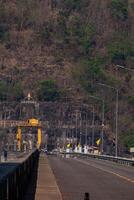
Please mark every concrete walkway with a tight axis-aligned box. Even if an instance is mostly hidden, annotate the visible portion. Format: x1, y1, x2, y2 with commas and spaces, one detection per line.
24, 153, 62, 200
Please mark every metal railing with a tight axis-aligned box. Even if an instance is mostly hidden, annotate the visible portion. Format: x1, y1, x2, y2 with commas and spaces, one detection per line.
61, 152, 134, 167
0, 149, 39, 200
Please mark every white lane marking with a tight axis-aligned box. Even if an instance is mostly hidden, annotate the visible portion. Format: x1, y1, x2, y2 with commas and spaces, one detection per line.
76, 159, 134, 184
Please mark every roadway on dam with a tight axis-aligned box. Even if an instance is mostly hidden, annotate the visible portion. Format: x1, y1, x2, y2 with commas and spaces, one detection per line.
48, 155, 134, 200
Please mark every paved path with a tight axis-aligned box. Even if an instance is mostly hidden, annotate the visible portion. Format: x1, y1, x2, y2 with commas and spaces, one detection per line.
48, 155, 134, 200
24, 153, 62, 200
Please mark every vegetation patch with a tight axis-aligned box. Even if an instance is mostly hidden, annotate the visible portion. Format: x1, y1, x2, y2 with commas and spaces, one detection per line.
73, 56, 106, 94
11, 82, 24, 101
122, 132, 134, 148
108, 35, 134, 64
0, 80, 24, 101
110, 0, 128, 20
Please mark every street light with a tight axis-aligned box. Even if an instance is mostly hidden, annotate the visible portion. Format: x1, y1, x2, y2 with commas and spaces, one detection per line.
98, 83, 119, 157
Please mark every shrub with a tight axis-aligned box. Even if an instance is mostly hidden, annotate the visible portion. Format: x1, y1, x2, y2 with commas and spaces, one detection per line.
37, 80, 61, 101
122, 133, 134, 148
110, 0, 128, 20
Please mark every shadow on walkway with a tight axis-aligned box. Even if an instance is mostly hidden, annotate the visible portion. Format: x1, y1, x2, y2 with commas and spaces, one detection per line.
23, 156, 39, 200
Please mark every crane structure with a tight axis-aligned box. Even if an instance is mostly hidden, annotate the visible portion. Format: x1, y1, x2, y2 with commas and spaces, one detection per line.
16, 118, 42, 151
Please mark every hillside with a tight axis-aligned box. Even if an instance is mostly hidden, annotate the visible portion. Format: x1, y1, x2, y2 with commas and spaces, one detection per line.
0, 0, 134, 149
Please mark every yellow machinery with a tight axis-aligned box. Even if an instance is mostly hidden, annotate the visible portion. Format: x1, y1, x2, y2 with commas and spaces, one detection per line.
16, 118, 42, 150
16, 127, 22, 151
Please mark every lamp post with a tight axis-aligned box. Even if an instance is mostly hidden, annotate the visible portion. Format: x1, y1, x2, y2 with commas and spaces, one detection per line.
98, 83, 119, 157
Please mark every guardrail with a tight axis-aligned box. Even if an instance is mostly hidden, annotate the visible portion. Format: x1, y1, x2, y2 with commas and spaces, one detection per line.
61, 152, 134, 167
0, 149, 39, 200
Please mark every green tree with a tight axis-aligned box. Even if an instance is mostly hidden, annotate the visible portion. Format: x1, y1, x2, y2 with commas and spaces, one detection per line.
37, 80, 60, 101
11, 82, 24, 101
122, 133, 134, 148
72, 56, 105, 95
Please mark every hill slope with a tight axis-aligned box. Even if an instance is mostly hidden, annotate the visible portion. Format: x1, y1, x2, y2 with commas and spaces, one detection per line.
0, 0, 134, 148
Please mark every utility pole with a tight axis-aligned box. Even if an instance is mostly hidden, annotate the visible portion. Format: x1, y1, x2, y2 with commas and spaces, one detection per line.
98, 83, 119, 157
80, 112, 82, 146
75, 110, 78, 145
115, 89, 119, 158
85, 113, 88, 146
92, 106, 95, 148
101, 100, 105, 154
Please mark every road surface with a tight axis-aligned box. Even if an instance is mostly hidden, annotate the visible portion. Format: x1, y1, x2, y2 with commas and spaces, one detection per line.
48, 155, 134, 200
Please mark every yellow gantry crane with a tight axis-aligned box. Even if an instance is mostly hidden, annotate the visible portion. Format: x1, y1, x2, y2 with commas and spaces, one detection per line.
16, 118, 42, 150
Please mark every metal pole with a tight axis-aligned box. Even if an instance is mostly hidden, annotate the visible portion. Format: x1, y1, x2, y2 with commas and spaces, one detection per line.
97, 82, 119, 157
92, 107, 95, 149
101, 100, 105, 154
80, 112, 82, 145
115, 89, 119, 157
75, 110, 78, 145
85, 113, 88, 146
